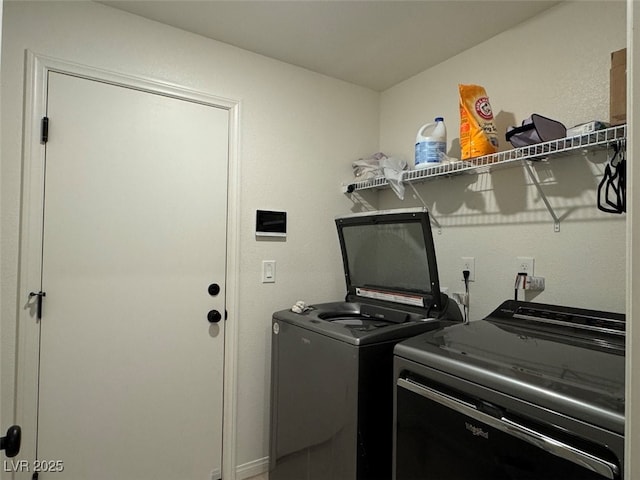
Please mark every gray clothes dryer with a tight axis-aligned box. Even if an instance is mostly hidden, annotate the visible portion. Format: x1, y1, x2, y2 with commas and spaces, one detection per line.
269, 208, 462, 480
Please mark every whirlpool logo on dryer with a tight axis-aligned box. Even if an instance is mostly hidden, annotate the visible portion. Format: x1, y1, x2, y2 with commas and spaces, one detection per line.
465, 422, 489, 439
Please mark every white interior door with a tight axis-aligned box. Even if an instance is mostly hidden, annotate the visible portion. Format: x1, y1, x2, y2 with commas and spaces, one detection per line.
35, 71, 229, 480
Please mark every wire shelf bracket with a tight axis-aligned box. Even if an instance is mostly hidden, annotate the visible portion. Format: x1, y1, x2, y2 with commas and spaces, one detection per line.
522, 161, 561, 232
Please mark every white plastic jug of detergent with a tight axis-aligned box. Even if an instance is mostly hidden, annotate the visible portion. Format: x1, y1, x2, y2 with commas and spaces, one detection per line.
415, 117, 447, 168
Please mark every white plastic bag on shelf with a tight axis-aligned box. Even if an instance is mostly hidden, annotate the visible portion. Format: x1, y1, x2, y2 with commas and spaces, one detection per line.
352, 152, 407, 200
352, 152, 387, 180
380, 156, 407, 200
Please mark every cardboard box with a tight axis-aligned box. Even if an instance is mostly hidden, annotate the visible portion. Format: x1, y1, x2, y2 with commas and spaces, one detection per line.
610, 48, 626, 125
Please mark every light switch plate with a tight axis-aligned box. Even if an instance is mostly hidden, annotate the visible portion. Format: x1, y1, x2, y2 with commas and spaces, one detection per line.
262, 260, 276, 283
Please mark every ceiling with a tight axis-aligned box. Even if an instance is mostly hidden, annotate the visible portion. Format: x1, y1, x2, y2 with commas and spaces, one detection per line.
100, 0, 561, 91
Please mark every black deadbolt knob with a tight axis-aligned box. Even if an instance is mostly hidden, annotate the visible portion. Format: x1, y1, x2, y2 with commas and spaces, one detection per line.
207, 310, 222, 323
208, 283, 221, 296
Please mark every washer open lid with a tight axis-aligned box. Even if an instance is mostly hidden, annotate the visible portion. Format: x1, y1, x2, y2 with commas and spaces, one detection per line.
335, 207, 443, 315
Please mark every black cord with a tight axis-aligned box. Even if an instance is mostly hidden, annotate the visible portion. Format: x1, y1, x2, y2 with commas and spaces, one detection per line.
462, 270, 470, 323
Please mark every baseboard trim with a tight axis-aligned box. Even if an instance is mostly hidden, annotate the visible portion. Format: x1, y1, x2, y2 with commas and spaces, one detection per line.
236, 456, 269, 479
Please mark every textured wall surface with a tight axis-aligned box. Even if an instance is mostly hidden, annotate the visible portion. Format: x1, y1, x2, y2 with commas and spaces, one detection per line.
378, 1, 627, 319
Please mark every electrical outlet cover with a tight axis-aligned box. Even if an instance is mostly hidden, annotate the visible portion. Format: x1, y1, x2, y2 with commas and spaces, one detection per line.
460, 256, 475, 282
516, 257, 534, 275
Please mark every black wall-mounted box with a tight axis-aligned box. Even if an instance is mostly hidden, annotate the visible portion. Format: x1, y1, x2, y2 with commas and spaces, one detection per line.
256, 210, 287, 237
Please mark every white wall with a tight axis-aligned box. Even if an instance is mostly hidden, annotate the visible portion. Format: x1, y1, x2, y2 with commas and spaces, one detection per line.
377, 1, 627, 319
0, 0, 379, 473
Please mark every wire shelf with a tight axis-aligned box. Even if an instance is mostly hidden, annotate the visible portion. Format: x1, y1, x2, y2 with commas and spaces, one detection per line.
343, 124, 626, 193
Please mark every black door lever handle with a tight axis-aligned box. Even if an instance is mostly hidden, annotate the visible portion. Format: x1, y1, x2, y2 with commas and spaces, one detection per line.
1, 425, 21, 458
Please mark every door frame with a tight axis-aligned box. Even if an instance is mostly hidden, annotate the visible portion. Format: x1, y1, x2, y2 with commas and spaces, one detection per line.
0, 0, 4, 453
15, 51, 241, 479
